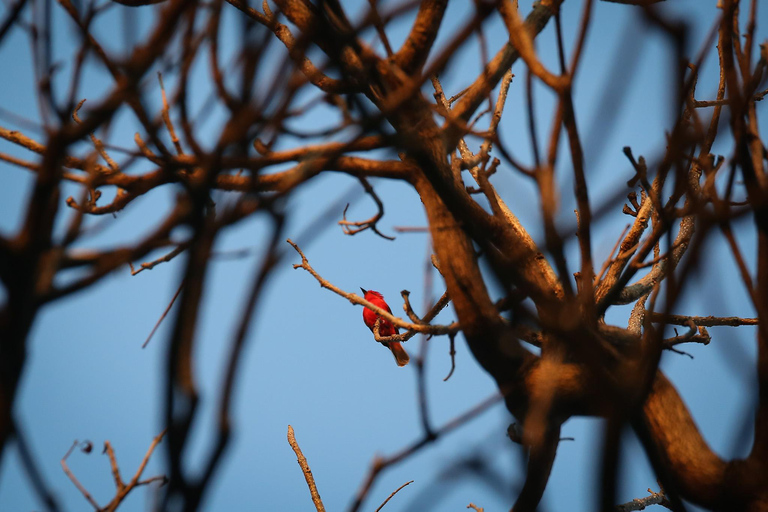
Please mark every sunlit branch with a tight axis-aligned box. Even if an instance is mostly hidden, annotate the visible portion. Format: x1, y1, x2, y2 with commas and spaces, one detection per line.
288, 239, 459, 337
288, 425, 326, 512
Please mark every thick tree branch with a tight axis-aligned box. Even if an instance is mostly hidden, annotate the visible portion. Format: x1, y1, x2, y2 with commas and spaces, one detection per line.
448, 0, 561, 147
393, 0, 447, 74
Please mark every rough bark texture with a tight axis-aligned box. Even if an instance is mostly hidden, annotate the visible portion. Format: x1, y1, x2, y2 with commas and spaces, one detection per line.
1, 0, 766, 510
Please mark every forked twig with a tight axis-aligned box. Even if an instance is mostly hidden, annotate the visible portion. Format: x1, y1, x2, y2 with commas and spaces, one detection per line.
61, 441, 100, 510
61, 430, 167, 512
287, 239, 458, 337
72, 99, 120, 174
338, 177, 395, 240
348, 391, 504, 512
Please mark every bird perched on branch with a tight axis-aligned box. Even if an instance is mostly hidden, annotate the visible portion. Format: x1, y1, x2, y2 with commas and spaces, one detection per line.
361, 288, 410, 367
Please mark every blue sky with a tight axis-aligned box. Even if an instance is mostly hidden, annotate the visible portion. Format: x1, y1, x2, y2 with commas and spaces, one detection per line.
0, 1, 763, 511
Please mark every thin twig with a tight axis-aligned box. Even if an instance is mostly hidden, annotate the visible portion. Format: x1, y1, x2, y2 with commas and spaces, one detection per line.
443, 333, 456, 381
60, 430, 167, 512
374, 480, 413, 512
11, 418, 62, 512
663, 322, 711, 349
392, 226, 429, 233
103, 441, 124, 491
649, 312, 758, 327
61, 441, 100, 510
348, 391, 504, 512
143, 281, 184, 348
158, 72, 184, 155
338, 177, 394, 240
366, 0, 394, 57
287, 425, 325, 512
72, 99, 120, 173
130, 242, 191, 276
288, 239, 458, 336
615, 488, 671, 511
595, 225, 631, 284
104, 429, 168, 512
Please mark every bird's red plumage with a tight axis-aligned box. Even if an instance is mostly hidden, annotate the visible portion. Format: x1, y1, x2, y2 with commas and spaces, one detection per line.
361, 289, 409, 367
362, 291, 398, 336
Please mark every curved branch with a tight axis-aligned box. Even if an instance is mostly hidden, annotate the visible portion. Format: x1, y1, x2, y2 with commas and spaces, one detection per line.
512, 425, 560, 512
287, 239, 458, 337
448, 0, 560, 147
635, 373, 727, 506
393, 0, 448, 74
111, 0, 168, 6
338, 177, 395, 240
3, 126, 412, 214
614, 214, 695, 305
498, 0, 568, 92
273, 0, 369, 86
41, 205, 189, 302
349, 392, 504, 512
224, 0, 355, 93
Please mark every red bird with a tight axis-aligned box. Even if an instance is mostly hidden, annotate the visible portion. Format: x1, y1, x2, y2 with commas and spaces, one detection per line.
361, 288, 410, 367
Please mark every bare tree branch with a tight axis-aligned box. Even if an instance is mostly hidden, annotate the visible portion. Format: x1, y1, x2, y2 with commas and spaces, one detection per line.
287, 425, 325, 512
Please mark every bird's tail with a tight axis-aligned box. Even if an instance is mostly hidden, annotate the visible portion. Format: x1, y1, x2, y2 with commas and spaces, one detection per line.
388, 342, 410, 367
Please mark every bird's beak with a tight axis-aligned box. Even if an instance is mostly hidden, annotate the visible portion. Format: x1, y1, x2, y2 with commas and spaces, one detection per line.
360, 287, 367, 295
